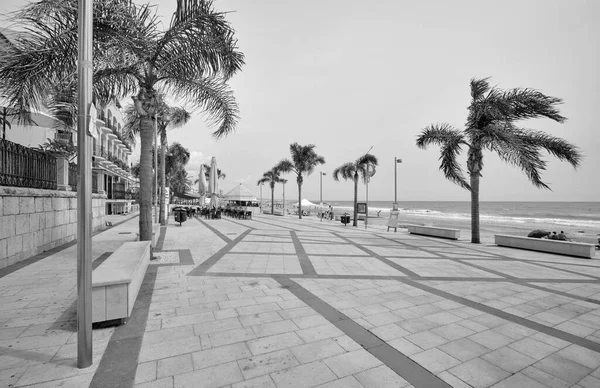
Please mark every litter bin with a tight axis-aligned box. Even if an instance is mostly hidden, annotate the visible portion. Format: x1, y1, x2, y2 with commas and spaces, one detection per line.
173, 207, 187, 225
340, 214, 350, 226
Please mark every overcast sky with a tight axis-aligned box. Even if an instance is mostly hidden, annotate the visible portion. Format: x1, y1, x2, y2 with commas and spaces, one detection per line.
2, 0, 599, 202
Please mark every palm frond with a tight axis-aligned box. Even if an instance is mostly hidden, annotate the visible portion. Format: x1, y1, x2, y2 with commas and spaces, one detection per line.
274, 159, 296, 175
487, 88, 566, 123
163, 0, 244, 80
161, 76, 238, 139
416, 123, 470, 190
332, 162, 356, 182
470, 77, 491, 101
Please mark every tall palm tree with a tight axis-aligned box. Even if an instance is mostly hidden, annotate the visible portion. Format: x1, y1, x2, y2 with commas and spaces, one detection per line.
0, 0, 244, 241
166, 142, 190, 200
123, 95, 191, 225
416, 77, 581, 243
257, 168, 285, 215
275, 143, 325, 219
332, 153, 378, 227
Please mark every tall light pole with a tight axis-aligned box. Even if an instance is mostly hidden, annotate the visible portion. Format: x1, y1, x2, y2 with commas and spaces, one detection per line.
364, 145, 373, 230
394, 157, 402, 210
319, 172, 326, 206
282, 179, 287, 215
259, 183, 263, 213
76, 0, 93, 369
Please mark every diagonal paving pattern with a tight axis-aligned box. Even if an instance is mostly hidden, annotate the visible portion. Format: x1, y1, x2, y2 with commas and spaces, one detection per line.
129, 213, 600, 388
1, 212, 600, 387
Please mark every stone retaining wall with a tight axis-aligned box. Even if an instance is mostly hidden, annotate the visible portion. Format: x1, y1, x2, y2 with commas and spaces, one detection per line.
0, 187, 106, 269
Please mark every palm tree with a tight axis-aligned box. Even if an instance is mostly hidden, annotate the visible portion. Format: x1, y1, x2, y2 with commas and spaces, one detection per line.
275, 143, 325, 219
166, 142, 191, 201
123, 95, 191, 225
416, 77, 582, 243
0, 0, 244, 241
332, 153, 378, 227
257, 168, 285, 215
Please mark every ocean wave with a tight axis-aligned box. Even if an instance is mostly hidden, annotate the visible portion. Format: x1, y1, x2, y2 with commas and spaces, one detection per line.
331, 204, 600, 229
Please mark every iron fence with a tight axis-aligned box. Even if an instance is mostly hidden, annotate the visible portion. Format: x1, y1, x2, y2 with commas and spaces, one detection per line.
68, 163, 78, 191
0, 139, 57, 190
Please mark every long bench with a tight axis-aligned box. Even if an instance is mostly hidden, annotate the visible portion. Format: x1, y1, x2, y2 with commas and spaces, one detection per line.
407, 225, 460, 240
495, 234, 595, 259
92, 241, 151, 323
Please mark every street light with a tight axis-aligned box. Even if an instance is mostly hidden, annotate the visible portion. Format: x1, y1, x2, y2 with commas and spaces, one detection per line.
319, 171, 326, 206
364, 145, 373, 229
259, 182, 263, 213
394, 157, 402, 210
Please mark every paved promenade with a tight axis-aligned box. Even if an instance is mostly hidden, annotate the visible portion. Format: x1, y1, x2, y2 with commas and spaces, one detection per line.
1, 212, 600, 387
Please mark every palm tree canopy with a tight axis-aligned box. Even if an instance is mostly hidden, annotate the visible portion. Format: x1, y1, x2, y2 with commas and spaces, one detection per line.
0, 0, 244, 137
416, 77, 582, 191
332, 153, 378, 184
275, 143, 326, 183
257, 169, 285, 190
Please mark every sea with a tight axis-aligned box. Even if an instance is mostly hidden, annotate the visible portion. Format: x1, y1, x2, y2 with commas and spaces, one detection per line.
312, 201, 600, 232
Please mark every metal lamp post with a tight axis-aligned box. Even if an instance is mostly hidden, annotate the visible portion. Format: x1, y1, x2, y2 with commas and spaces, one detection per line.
394, 157, 402, 210
364, 146, 373, 229
154, 117, 158, 223
76, 0, 93, 369
282, 179, 286, 215
259, 183, 263, 213
319, 171, 326, 206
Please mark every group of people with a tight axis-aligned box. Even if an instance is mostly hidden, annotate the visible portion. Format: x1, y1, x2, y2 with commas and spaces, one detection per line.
319, 206, 335, 221
545, 231, 571, 241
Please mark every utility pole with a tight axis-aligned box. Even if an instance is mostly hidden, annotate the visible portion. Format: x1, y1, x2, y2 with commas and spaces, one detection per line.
76, 0, 93, 369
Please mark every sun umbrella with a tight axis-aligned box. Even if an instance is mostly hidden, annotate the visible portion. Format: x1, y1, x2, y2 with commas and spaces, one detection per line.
198, 164, 208, 205
209, 157, 218, 207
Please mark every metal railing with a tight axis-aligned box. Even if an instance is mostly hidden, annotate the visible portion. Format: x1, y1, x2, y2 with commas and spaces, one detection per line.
54, 131, 73, 144
0, 139, 57, 190
68, 162, 78, 191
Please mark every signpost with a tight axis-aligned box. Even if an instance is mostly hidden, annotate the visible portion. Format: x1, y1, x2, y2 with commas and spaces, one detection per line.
356, 202, 367, 227
387, 210, 400, 232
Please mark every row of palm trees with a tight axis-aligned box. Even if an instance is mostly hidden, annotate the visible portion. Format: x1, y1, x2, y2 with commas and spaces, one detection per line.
0, 0, 244, 241
260, 78, 581, 240
257, 143, 379, 227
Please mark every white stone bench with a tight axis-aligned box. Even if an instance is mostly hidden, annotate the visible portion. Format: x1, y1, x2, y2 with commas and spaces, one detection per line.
92, 241, 151, 323
407, 225, 460, 240
495, 234, 595, 259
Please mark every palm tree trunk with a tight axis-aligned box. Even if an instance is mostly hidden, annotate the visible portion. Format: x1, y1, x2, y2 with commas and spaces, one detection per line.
353, 174, 358, 227
159, 130, 167, 225
138, 116, 154, 241
271, 185, 275, 215
298, 182, 302, 219
470, 173, 480, 243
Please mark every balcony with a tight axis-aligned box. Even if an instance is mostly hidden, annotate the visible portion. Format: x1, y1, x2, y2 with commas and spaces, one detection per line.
54, 131, 73, 145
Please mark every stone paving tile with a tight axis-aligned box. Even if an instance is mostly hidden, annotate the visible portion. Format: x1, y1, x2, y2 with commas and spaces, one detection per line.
231, 374, 277, 388
322, 349, 383, 378
192, 342, 252, 370
533, 354, 592, 384
174, 360, 243, 388
247, 332, 304, 356
270, 361, 337, 388
237, 349, 300, 380
411, 348, 461, 374
354, 364, 410, 387
156, 354, 194, 379
208, 327, 256, 347
448, 357, 511, 388
290, 338, 346, 364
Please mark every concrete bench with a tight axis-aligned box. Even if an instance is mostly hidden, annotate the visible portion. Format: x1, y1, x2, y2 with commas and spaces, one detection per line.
495, 234, 595, 259
407, 225, 460, 240
92, 241, 151, 323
